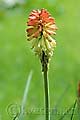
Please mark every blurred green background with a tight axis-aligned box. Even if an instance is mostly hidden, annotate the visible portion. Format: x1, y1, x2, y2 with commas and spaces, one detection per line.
0, 0, 80, 120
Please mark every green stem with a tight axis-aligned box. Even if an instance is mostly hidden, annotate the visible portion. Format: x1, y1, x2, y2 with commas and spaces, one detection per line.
43, 67, 50, 120
41, 51, 50, 120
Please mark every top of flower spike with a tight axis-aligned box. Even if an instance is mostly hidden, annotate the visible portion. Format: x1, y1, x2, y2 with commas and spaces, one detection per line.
26, 8, 58, 58
28, 9, 55, 26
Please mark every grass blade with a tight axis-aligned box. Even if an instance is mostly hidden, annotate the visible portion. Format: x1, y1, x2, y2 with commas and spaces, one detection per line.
18, 70, 33, 120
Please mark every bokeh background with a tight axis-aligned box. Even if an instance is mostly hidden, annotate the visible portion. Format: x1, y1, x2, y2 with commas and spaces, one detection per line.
0, 0, 80, 120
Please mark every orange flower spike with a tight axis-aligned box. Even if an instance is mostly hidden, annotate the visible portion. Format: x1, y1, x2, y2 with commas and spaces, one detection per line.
26, 8, 58, 59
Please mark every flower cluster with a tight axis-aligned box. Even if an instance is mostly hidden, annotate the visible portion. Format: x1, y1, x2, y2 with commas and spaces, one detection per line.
26, 8, 57, 59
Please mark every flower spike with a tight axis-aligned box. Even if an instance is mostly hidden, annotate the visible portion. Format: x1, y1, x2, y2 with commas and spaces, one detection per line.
26, 8, 58, 63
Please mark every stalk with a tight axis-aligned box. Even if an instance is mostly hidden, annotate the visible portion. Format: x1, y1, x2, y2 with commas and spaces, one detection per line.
43, 65, 50, 120
41, 51, 50, 120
